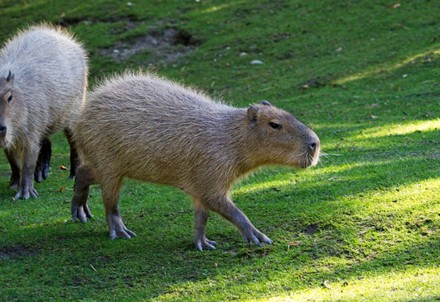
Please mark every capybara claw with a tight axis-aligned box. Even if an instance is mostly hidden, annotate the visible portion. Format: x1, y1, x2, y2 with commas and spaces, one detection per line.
71, 204, 93, 223
195, 237, 217, 251
243, 228, 272, 247
15, 187, 38, 200
109, 228, 136, 240
34, 171, 43, 183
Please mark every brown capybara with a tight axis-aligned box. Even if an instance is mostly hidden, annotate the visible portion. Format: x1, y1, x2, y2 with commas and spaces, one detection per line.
0, 25, 88, 199
71, 72, 320, 250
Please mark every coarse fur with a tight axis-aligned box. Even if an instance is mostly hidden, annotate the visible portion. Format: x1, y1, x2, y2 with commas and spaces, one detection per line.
0, 24, 88, 199
71, 72, 320, 250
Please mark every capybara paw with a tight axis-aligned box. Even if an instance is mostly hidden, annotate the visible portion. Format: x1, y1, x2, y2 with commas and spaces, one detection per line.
34, 162, 50, 183
109, 228, 137, 240
195, 237, 217, 251
71, 204, 93, 223
15, 187, 38, 200
34, 169, 43, 183
42, 164, 50, 180
243, 228, 272, 247
107, 214, 136, 239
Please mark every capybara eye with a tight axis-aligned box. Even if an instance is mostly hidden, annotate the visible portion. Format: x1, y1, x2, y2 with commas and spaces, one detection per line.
269, 122, 282, 130
4, 91, 12, 103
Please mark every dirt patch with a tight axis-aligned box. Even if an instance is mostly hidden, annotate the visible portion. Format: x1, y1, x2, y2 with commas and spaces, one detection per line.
56, 15, 199, 66
100, 27, 200, 65
0, 245, 38, 260
304, 223, 319, 235
57, 14, 140, 28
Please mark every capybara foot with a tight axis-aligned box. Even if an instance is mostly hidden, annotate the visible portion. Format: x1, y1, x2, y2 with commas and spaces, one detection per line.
195, 236, 217, 251
34, 163, 50, 183
107, 214, 137, 239
242, 227, 272, 247
72, 203, 93, 223
34, 169, 43, 183
34, 138, 52, 183
15, 186, 38, 200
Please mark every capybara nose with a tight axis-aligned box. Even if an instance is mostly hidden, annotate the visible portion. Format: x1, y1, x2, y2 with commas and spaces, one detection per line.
0, 125, 6, 135
309, 136, 320, 152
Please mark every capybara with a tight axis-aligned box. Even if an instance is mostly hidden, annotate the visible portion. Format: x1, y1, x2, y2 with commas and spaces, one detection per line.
71, 72, 320, 250
0, 25, 88, 199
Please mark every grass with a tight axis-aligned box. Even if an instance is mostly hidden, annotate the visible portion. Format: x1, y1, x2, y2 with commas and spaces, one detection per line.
0, 0, 439, 301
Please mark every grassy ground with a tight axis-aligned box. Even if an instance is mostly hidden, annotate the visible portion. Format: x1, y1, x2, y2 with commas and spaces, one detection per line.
0, 0, 439, 301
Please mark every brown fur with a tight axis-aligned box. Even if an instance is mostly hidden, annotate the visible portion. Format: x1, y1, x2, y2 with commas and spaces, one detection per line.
71, 72, 320, 250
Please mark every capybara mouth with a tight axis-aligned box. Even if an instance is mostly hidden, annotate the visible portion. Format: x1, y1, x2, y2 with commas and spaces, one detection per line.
296, 149, 320, 169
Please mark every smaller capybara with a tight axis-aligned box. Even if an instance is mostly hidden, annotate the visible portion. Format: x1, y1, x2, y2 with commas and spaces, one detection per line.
71, 72, 320, 250
0, 25, 88, 199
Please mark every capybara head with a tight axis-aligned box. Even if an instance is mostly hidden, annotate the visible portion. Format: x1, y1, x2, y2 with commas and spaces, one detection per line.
0, 70, 16, 148
246, 100, 320, 168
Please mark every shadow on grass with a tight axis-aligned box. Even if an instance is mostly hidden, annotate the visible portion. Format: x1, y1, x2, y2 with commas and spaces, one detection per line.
0, 149, 438, 301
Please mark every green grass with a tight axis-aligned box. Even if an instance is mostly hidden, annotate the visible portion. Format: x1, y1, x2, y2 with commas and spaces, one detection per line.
0, 0, 439, 301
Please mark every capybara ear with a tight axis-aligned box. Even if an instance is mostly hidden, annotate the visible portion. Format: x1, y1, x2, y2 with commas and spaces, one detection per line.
247, 105, 259, 128
260, 100, 271, 106
6, 70, 14, 82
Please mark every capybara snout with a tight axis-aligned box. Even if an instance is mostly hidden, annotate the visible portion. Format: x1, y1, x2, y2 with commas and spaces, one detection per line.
305, 130, 320, 168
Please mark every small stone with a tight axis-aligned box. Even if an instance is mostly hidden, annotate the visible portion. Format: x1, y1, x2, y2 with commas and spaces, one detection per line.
251, 59, 264, 65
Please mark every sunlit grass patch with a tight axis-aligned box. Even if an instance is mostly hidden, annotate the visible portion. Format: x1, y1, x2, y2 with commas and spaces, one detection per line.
251, 266, 440, 302
333, 47, 440, 85
354, 118, 440, 139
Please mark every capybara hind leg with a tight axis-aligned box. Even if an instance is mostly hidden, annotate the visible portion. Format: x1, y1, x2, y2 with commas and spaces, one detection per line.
65, 129, 80, 179
4, 149, 20, 190
204, 195, 272, 247
34, 138, 52, 183
71, 165, 96, 222
101, 179, 136, 239
194, 200, 217, 251
15, 146, 39, 199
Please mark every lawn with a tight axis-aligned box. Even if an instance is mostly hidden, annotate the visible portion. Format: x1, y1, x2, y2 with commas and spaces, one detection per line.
0, 0, 439, 301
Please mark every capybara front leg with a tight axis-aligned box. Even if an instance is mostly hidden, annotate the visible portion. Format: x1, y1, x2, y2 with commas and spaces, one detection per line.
101, 179, 136, 240
205, 195, 272, 247
71, 165, 96, 222
15, 146, 39, 199
65, 129, 80, 179
194, 200, 217, 251
34, 138, 52, 183
4, 149, 20, 190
